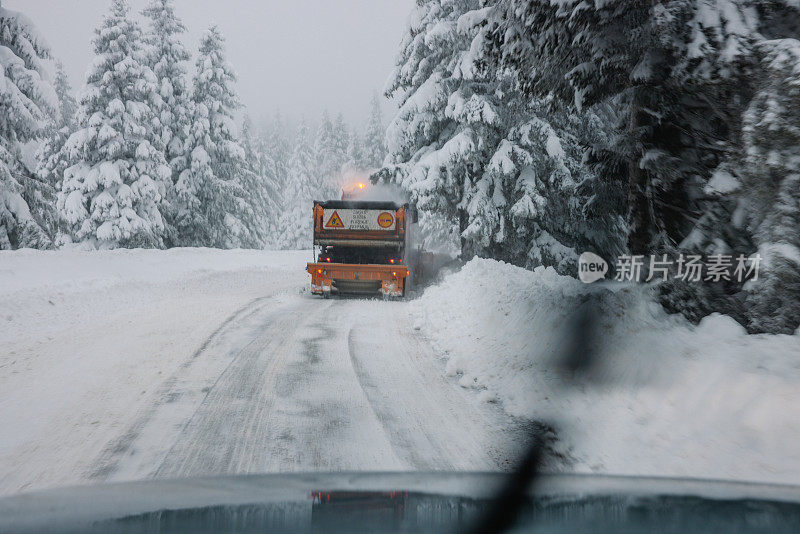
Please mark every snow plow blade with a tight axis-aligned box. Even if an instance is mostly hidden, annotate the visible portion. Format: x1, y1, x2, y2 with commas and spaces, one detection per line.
307, 263, 409, 298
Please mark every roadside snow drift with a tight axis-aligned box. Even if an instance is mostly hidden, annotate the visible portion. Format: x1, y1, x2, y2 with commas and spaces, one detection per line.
412, 258, 800, 485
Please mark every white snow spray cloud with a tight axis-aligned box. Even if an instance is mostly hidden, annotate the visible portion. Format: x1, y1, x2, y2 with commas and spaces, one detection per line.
338, 169, 409, 204
357, 183, 408, 203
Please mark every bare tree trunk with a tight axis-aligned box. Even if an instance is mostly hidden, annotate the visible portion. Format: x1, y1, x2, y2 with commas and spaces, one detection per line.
458, 207, 474, 261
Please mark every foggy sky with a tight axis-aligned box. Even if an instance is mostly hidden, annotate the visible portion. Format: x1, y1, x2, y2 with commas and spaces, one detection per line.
4, 0, 414, 129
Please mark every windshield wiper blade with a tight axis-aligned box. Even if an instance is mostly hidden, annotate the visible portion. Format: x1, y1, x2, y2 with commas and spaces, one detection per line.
467, 299, 601, 534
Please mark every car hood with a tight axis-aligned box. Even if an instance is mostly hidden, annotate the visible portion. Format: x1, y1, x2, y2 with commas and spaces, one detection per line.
1, 472, 800, 533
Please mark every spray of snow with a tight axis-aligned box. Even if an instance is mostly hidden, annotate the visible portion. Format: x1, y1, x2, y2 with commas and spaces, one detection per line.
350, 180, 409, 204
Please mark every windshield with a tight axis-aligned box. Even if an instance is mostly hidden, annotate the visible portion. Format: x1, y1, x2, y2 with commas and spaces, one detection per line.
1, 1, 799, 533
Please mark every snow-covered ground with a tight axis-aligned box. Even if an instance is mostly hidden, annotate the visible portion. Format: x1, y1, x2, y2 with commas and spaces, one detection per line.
2, 249, 798, 498
0, 249, 525, 497
412, 258, 800, 485
0, 249, 310, 495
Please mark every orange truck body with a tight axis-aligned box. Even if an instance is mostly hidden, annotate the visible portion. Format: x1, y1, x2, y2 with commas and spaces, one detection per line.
306, 200, 411, 298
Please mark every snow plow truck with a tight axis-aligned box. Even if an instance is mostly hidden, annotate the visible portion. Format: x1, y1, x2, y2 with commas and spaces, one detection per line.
306, 196, 415, 299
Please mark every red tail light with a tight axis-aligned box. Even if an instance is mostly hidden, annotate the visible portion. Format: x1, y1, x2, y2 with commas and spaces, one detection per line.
326, 257, 331, 262
389, 258, 395, 264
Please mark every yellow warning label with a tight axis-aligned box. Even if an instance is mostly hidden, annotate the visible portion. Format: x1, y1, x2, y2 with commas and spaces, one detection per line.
325, 211, 344, 228
377, 212, 394, 228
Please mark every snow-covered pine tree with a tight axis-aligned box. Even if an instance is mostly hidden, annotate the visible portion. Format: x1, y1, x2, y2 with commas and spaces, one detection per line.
52, 61, 77, 130
479, 0, 761, 256
36, 62, 76, 184
277, 119, 316, 249
240, 116, 280, 248
0, 1, 59, 249
256, 122, 283, 247
56, 0, 169, 249
379, 0, 487, 255
363, 91, 386, 169
741, 38, 800, 334
314, 111, 341, 198
332, 114, 350, 165
176, 25, 253, 248
464, 98, 624, 271
346, 127, 366, 171
34, 61, 77, 240
265, 111, 291, 186
477, 0, 800, 331
330, 113, 351, 191
142, 0, 192, 245
381, 0, 620, 267
264, 110, 291, 241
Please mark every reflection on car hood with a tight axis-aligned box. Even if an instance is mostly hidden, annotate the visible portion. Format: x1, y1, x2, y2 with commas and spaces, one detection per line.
1, 472, 800, 533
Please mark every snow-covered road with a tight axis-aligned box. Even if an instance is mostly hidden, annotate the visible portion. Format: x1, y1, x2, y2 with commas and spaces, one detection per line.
91, 293, 526, 483
0, 249, 527, 497
8, 249, 796, 498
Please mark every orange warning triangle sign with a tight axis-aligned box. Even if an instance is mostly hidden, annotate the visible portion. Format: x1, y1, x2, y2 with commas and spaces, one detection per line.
325, 211, 344, 228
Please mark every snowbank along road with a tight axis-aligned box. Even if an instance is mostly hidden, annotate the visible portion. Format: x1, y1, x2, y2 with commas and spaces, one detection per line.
0, 249, 529, 497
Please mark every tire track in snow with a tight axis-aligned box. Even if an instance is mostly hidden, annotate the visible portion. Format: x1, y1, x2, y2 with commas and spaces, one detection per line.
88, 295, 302, 481
90, 293, 528, 482
153, 303, 307, 477
105, 295, 403, 479
346, 304, 526, 471
253, 299, 403, 472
